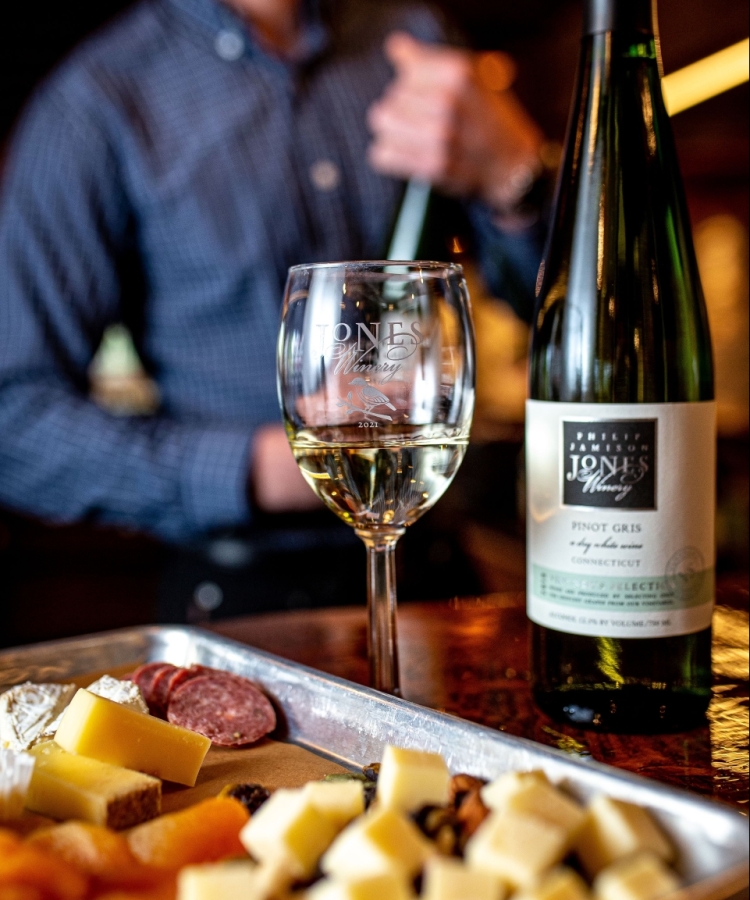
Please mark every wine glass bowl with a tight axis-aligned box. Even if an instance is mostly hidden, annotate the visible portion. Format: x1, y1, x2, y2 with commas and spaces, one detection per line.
278, 261, 475, 694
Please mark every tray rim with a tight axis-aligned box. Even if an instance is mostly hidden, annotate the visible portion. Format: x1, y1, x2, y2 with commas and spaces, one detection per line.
1, 624, 748, 900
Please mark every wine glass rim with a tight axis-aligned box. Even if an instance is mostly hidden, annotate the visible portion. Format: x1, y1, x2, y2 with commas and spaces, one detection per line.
288, 260, 464, 275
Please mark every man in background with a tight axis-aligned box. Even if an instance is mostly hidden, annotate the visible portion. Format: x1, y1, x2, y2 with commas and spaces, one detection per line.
0, 0, 545, 617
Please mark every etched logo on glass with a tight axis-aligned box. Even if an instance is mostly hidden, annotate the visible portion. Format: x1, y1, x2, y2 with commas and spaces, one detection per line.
562, 420, 657, 509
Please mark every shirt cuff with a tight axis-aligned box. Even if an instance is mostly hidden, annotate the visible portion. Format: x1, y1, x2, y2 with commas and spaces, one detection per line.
180, 426, 253, 536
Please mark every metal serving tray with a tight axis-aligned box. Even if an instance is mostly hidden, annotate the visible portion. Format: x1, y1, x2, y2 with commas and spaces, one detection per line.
1, 625, 747, 900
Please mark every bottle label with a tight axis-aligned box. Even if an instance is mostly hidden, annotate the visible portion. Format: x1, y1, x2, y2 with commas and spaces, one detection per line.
526, 400, 716, 638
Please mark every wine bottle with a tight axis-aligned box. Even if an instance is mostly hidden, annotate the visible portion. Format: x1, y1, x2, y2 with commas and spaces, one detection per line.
384, 180, 467, 261
526, 0, 715, 731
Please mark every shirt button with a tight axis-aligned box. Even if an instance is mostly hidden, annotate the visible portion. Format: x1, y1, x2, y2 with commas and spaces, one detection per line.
310, 159, 341, 192
215, 30, 244, 61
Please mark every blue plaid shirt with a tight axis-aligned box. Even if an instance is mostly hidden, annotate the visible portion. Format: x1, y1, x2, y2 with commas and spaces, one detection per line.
0, 0, 541, 542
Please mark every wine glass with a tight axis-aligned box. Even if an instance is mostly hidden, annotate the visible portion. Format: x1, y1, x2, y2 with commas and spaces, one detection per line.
277, 262, 475, 695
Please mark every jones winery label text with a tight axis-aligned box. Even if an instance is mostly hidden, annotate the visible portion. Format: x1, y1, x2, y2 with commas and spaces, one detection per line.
562, 420, 656, 509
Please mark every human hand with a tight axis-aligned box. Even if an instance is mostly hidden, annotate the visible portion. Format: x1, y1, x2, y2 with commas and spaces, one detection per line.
250, 423, 322, 513
368, 32, 544, 216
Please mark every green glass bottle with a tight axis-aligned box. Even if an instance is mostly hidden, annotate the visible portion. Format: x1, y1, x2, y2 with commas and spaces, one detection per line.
527, 0, 715, 731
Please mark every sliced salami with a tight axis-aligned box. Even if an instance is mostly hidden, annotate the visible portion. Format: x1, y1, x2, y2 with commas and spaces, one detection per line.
167, 673, 276, 746
149, 664, 180, 715
129, 662, 175, 715
164, 665, 204, 702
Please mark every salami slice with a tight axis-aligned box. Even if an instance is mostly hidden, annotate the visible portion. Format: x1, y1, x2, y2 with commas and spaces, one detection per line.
149, 664, 180, 716
164, 665, 204, 703
129, 662, 175, 715
167, 674, 276, 746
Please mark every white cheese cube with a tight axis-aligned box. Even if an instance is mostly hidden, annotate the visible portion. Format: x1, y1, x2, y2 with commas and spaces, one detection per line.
321, 805, 434, 880
480, 770, 550, 811
503, 780, 586, 847
240, 787, 339, 879
574, 796, 674, 878
421, 856, 507, 900
376, 745, 451, 813
513, 866, 591, 900
465, 808, 569, 890
306, 872, 415, 900
304, 779, 365, 828
177, 862, 261, 900
593, 851, 681, 900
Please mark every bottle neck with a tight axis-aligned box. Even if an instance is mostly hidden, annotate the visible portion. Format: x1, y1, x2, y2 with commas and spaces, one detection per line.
584, 0, 654, 38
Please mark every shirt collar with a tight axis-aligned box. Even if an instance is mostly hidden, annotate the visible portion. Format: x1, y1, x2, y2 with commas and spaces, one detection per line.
166, 0, 330, 66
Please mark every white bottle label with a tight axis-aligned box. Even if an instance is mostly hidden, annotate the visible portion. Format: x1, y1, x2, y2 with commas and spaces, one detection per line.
526, 400, 716, 638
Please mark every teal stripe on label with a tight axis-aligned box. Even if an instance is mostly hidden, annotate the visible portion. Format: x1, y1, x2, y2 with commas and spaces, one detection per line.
531, 565, 714, 612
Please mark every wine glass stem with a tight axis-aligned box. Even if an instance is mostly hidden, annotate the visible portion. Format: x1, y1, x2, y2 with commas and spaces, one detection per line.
356, 527, 405, 696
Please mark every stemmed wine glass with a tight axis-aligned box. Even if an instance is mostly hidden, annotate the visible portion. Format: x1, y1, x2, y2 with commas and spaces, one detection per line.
277, 262, 475, 695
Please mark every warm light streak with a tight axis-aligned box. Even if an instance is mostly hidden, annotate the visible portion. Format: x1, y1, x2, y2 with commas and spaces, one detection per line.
663, 39, 749, 115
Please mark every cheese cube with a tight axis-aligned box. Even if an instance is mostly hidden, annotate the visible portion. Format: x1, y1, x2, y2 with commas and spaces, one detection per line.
574, 796, 674, 878
593, 851, 681, 900
502, 780, 585, 847
422, 856, 507, 900
54, 689, 210, 786
26, 740, 160, 829
306, 872, 416, 900
480, 770, 550, 811
240, 787, 339, 879
465, 808, 569, 890
513, 867, 591, 900
321, 805, 434, 880
303, 779, 365, 828
178, 861, 258, 900
376, 745, 451, 813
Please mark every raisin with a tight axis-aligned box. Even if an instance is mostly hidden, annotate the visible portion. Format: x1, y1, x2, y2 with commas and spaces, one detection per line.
220, 782, 271, 814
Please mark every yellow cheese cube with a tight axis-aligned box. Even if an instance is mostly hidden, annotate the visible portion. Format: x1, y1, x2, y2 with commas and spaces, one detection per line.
376, 745, 451, 813
303, 779, 365, 828
513, 867, 591, 900
26, 740, 160, 829
54, 689, 210, 786
239, 787, 339, 879
422, 856, 507, 900
503, 780, 586, 847
480, 770, 550, 811
177, 862, 258, 900
465, 808, 569, 890
574, 796, 675, 878
307, 872, 416, 900
321, 805, 434, 881
592, 851, 681, 900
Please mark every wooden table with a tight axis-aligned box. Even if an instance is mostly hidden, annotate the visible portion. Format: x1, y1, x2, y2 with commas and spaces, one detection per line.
210, 574, 749, 810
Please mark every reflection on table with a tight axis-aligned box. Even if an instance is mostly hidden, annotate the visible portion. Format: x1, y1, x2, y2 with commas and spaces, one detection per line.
210, 574, 749, 811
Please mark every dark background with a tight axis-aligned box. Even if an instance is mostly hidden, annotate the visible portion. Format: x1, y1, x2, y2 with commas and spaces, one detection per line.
1, 0, 747, 646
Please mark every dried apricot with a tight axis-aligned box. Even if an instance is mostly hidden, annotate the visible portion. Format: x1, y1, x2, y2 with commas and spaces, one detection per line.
0, 842, 88, 900
126, 797, 249, 870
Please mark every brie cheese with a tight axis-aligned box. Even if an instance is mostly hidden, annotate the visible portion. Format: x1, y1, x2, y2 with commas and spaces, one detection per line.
0, 682, 77, 751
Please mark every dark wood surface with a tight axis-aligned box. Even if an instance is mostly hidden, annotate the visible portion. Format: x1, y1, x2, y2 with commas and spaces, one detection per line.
210, 574, 749, 811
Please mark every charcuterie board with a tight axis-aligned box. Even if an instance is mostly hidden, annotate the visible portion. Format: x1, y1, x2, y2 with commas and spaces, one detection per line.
1, 625, 747, 899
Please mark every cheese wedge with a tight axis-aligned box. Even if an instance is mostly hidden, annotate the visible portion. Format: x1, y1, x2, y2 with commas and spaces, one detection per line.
574, 795, 675, 878
376, 745, 451, 813
25, 740, 160, 829
54, 689, 210, 786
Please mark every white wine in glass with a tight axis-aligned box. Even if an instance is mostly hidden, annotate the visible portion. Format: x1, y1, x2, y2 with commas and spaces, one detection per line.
278, 262, 475, 695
